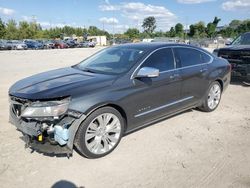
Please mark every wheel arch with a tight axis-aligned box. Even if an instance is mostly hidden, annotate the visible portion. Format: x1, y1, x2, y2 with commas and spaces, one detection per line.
215, 78, 224, 92
84, 102, 128, 133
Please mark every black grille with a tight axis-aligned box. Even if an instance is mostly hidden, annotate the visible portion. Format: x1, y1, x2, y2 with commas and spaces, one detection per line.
9, 96, 29, 118
218, 50, 250, 65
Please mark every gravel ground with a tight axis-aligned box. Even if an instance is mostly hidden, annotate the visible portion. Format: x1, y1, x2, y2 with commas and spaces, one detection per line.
0, 48, 249, 188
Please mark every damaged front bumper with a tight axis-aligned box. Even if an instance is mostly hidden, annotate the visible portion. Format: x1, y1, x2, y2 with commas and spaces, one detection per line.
9, 96, 86, 157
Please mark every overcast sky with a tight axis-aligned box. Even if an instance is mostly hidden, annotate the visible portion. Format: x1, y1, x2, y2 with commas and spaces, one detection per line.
0, 0, 249, 33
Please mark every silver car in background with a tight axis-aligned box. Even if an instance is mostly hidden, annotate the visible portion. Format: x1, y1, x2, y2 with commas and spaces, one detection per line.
7, 40, 28, 50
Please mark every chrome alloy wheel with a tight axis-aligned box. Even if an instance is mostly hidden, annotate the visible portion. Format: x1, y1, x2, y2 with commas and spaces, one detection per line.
207, 83, 221, 110
85, 113, 122, 155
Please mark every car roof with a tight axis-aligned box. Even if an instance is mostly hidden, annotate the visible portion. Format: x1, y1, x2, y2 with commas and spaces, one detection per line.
115, 42, 204, 51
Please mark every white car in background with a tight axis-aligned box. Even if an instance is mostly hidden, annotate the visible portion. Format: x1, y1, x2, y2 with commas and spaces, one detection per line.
7, 40, 28, 50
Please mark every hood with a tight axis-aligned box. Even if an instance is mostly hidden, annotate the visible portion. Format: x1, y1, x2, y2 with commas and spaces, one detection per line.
218, 45, 250, 51
9, 67, 117, 100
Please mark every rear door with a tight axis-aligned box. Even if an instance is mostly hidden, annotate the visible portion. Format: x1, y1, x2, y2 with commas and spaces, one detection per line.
173, 47, 211, 108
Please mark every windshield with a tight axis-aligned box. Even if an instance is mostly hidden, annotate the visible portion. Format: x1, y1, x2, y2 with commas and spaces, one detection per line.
232, 33, 250, 45
76, 47, 146, 74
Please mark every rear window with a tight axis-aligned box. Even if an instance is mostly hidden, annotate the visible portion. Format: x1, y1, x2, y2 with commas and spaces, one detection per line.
202, 53, 212, 63
174, 47, 211, 67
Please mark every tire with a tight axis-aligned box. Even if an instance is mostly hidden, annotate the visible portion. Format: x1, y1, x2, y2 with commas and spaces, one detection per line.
199, 81, 222, 112
74, 107, 124, 158
243, 81, 250, 86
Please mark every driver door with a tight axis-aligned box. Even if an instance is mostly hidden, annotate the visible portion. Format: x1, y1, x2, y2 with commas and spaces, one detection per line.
124, 48, 182, 129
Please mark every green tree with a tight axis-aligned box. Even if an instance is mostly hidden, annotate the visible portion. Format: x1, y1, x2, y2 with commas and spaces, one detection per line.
124, 28, 140, 39
212, 16, 221, 27
206, 22, 216, 38
47, 27, 62, 39
196, 21, 206, 37
237, 20, 250, 34
29, 22, 42, 39
142, 16, 156, 34
88, 26, 102, 36
189, 22, 206, 38
62, 26, 75, 36
219, 19, 250, 38
5, 19, 18, 39
229, 20, 242, 29
169, 27, 175, 37
153, 30, 165, 38
206, 17, 221, 38
220, 27, 235, 38
18, 21, 33, 39
0, 18, 6, 39
175, 23, 184, 38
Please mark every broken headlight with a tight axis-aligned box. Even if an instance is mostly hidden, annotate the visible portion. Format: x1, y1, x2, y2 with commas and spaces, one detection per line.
21, 98, 70, 118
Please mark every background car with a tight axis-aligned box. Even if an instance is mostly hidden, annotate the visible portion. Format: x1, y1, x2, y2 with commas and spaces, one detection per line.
54, 40, 69, 49
24, 40, 44, 49
6, 40, 27, 50
78, 41, 96, 48
64, 39, 78, 48
42, 40, 55, 49
0, 40, 12, 50
213, 32, 250, 84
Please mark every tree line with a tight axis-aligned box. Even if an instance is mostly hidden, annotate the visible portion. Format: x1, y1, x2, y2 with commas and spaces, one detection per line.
0, 16, 250, 40
0, 18, 110, 40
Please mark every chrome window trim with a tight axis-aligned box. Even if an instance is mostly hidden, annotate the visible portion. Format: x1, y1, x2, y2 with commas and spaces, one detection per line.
130, 45, 214, 79
134, 96, 194, 118
173, 46, 214, 68
130, 46, 174, 79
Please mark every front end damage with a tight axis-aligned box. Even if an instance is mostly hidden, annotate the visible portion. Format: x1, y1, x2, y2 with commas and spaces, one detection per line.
9, 96, 86, 157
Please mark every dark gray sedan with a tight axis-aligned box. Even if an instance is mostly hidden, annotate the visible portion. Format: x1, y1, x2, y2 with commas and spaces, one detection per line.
9, 43, 231, 158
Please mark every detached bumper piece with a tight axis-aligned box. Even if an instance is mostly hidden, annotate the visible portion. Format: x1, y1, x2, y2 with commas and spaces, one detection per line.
22, 134, 72, 157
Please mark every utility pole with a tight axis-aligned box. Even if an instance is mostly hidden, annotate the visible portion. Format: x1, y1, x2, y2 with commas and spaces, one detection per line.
112, 9, 115, 44
185, 16, 189, 42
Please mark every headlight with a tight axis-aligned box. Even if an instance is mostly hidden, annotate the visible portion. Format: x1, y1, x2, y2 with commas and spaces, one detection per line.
21, 98, 70, 118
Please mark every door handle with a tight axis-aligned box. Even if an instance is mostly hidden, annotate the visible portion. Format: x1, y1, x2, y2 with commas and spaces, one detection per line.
200, 68, 208, 73
170, 73, 180, 79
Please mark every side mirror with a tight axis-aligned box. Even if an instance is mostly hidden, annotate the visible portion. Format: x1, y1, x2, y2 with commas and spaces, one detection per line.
135, 67, 159, 78
225, 42, 231, 46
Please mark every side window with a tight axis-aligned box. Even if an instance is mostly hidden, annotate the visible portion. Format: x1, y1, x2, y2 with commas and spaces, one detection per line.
202, 52, 212, 63
142, 48, 175, 72
175, 48, 203, 67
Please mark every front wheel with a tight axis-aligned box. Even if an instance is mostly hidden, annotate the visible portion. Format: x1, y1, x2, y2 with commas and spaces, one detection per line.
199, 81, 222, 112
74, 107, 124, 158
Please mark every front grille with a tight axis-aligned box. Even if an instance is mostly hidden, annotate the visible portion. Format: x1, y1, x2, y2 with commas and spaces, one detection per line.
218, 50, 250, 65
12, 104, 23, 117
9, 96, 29, 118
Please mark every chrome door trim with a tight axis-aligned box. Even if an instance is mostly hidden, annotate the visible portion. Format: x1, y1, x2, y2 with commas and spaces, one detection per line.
130, 45, 214, 79
134, 96, 194, 118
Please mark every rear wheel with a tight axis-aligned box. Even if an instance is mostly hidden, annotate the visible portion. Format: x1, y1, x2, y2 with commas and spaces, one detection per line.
199, 81, 222, 112
74, 107, 124, 158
